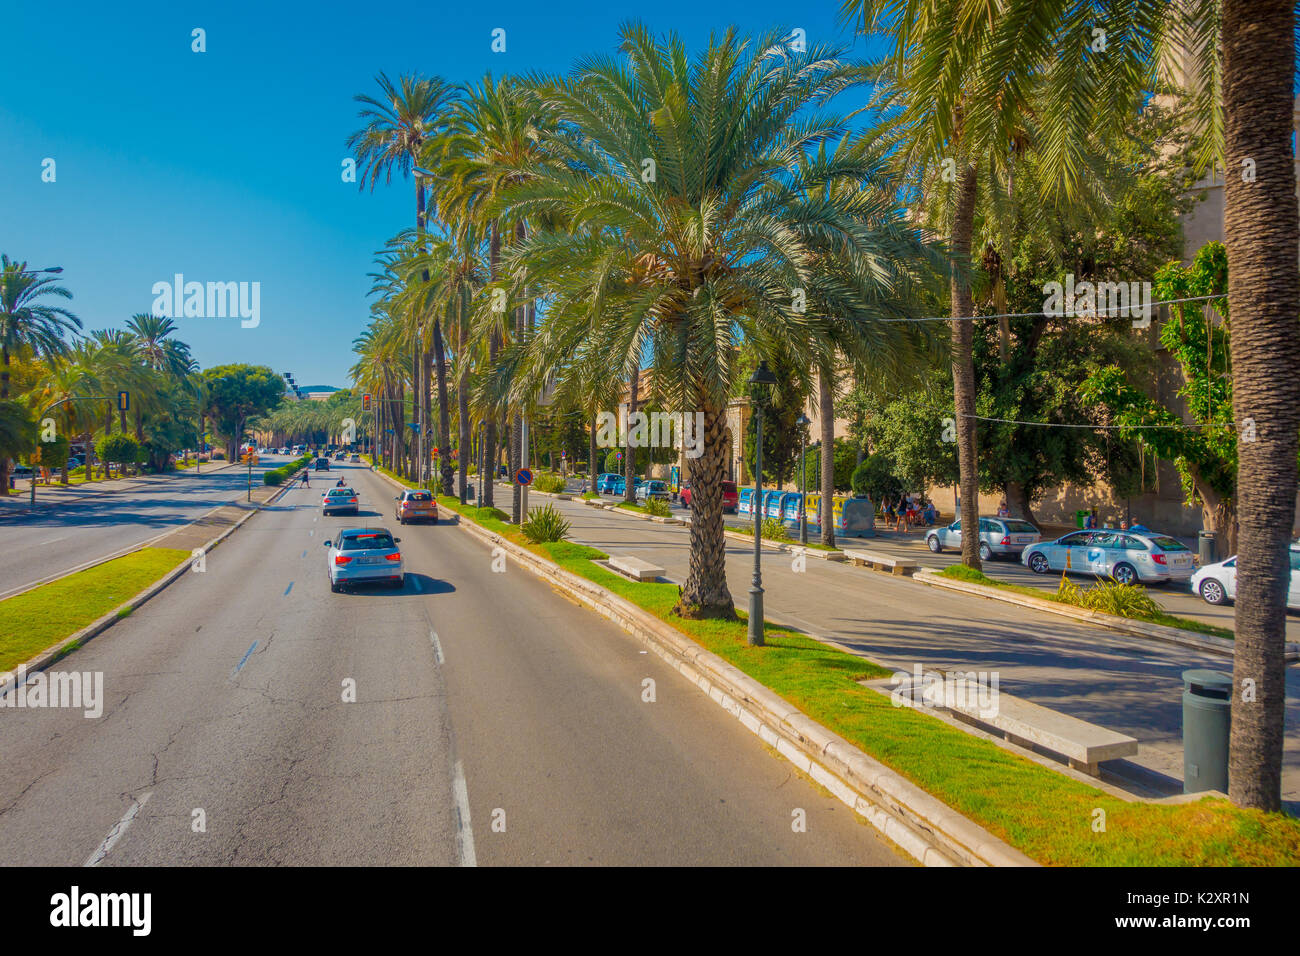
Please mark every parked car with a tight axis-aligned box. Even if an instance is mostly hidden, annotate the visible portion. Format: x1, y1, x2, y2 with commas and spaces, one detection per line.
324, 528, 403, 592
596, 473, 621, 494
395, 488, 438, 525
1022, 529, 1195, 585
314, 457, 330, 472
322, 486, 359, 516
1191, 546, 1300, 607
635, 480, 670, 503
927, 517, 1041, 561
611, 475, 643, 497
350, 454, 361, 463
680, 480, 739, 514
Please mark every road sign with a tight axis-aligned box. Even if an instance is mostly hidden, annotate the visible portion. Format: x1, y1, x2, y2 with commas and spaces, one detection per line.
117, 390, 129, 412
514, 467, 533, 486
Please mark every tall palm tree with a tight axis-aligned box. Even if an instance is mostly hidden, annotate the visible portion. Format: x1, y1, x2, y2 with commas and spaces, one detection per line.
502, 24, 906, 619
349, 71, 460, 488
0, 256, 81, 492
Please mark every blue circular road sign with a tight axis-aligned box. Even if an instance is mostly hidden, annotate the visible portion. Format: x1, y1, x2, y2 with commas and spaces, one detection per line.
515, 467, 533, 486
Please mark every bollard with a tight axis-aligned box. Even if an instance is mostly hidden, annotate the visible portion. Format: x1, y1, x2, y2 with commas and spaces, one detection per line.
1182, 668, 1232, 794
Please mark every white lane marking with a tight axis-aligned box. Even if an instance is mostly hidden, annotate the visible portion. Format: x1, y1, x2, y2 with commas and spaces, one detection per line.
429, 631, 444, 665
84, 792, 152, 866
36, 535, 69, 546
452, 761, 476, 867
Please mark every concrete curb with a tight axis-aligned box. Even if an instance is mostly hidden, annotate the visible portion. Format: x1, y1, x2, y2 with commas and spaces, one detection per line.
0, 478, 297, 696
383, 470, 1037, 867
913, 568, 1300, 662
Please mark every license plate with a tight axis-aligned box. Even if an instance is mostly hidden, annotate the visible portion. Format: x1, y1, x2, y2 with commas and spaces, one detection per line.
1013, 535, 1034, 544
360, 557, 384, 565
1171, 555, 1191, 567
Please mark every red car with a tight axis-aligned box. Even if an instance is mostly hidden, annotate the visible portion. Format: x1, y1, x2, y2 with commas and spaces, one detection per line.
680, 480, 738, 514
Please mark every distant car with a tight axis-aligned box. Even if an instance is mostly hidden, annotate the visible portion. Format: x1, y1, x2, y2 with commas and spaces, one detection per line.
680, 480, 739, 513
1191, 547, 1300, 608
1022, 529, 1195, 585
65, 456, 82, 470
324, 527, 404, 592
315, 457, 330, 472
395, 489, 438, 525
350, 454, 360, 463
927, 517, 1040, 561
10, 465, 34, 482
322, 486, 359, 515
335, 451, 347, 461
596, 473, 621, 494
636, 480, 670, 503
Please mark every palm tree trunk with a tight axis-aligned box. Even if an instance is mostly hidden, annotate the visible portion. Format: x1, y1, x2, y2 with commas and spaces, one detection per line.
457, 319, 470, 503
951, 161, 982, 569
433, 319, 453, 496
1223, 0, 1299, 813
623, 365, 640, 504
589, 406, 598, 494
675, 398, 736, 619
819, 359, 836, 548
483, 223, 501, 508
0, 346, 9, 494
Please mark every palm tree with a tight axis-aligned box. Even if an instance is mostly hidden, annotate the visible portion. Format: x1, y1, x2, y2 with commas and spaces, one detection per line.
501, 24, 903, 618
0, 256, 81, 492
349, 71, 460, 489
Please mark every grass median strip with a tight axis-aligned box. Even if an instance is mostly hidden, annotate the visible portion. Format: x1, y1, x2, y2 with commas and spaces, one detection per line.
0, 548, 191, 673
431, 490, 1300, 865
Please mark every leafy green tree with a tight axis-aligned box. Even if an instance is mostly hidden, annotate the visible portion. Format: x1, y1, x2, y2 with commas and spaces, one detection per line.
202, 365, 284, 461
0, 400, 37, 478
1082, 243, 1242, 551
850, 453, 902, 504
800, 439, 857, 493
95, 433, 140, 472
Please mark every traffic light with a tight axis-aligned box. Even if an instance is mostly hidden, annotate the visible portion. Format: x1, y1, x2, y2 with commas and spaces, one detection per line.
362, 393, 372, 411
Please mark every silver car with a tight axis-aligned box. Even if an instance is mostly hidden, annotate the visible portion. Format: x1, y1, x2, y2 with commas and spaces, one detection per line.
926, 517, 1041, 561
1022, 529, 1195, 585
322, 486, 359, 516
635, 480, 670, 503
324, 528, 404, 592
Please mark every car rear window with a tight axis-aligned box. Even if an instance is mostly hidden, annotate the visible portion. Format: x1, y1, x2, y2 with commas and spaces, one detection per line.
1003, 520, 1037, 533
1150, 536, 1189, 551
339, 533, 394, 551
406, 491, 432, 501
328, 488, 354, 497
722, 482, 737, 493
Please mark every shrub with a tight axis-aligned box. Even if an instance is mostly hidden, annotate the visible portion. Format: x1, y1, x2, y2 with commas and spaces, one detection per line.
1055, 574, 1163, 620
581, 491, 601, 500
533, 472, 567, 494
521, 503, 571, 543
735, 518, 791, 542
643, 497, 672, 517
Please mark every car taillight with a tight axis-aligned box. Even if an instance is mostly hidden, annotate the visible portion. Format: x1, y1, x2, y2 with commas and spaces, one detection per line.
1000, 537, 1010, 546
1152, 554, 1167, 565
334, 556, 352, 565
349, 497, 357, 503
385, 553, 401, 562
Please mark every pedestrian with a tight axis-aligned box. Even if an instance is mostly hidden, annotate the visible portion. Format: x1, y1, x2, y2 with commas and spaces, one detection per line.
895, 495, 907, 533
997, 500, 1009, 518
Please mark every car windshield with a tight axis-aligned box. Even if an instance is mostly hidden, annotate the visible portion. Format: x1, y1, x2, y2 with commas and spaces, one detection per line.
1003, 520, 1037, 533
1150, 536, 1189, 551
338, 533, 394, 551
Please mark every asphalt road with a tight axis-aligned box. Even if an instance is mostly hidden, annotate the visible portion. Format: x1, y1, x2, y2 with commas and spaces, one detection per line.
0, 458, 284, 599
0, 461, 906, 866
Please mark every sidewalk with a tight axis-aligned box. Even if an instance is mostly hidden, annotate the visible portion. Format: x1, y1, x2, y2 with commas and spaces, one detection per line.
0, 462, 236, 511
505, 483, 1300, 809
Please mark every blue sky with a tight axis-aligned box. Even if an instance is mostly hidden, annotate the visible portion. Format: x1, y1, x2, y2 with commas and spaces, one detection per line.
1, 0, 882, 388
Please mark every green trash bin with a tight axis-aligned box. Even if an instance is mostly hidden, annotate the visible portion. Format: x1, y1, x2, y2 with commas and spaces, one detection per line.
1076, 509, 1090, 529
1182, 668, 1232, 794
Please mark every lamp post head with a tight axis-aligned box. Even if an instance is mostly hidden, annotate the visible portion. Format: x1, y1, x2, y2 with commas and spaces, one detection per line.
795, 413, 811, 428
748, 360, 778, 406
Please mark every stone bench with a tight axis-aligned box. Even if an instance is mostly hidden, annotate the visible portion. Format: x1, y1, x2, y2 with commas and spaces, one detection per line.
607, 555, 664, 582
841, 549, 917, 576
920, 683, 1138, 776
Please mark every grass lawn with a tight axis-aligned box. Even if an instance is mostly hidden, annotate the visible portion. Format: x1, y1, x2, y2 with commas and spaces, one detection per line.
0, 548, 192, 673
936, 565, 1235, 639
432, 490, 1300, 865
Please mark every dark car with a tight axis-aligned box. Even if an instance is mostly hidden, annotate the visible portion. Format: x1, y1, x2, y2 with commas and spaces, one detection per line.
315, 457, 331, 472
681, 480, 739, 514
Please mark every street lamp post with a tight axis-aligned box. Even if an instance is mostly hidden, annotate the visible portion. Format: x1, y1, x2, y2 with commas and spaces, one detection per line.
747, 360, 778, 647
796, 412, 811, 545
